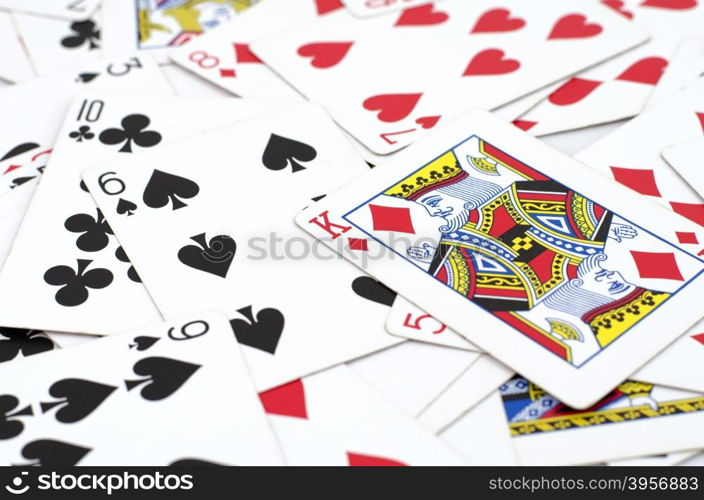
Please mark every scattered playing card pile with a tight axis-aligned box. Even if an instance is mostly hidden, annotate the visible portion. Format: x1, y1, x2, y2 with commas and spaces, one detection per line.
0, 0, 703, 467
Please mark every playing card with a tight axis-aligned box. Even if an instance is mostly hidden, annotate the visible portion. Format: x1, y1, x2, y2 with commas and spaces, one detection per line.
0, 54, 171, 163
438, 390, 517, 465
662, 138, 704, 199
348, 341, 481, 417
258, 365, 467, 465
496, 375, 704, 465
161, 63, 232, 98
0, 92, 283, 336
0, 177, 39, 269
0, 326, 55, 365
170, 0, 328, 101
102, 0, 259, 64
515, 0, 704, 136
83, 103, 402, 391
417, 354, 513, 433
341, 0, 434, 18
43, 332, 95, 348
538, 120, 627, 156
295, 109, 704, 409
0, 147, 51, 199
13, 11, 102, 77
0, 311, 285, 466
648, 36, 704, 107
575, 78, 704, 393
252, 0, 648, 154
0, 12, 34, 83
385, 295, 480, 351
609, 451, 699, 467
0, 0, 100, 21
681, 453, 704, 466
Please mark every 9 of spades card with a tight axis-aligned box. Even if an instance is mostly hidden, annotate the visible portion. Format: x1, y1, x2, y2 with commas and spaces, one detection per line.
82, 103, 403, 392
0, 311, 284, 466
0, 91, 283, 336
295, 109, 704, 409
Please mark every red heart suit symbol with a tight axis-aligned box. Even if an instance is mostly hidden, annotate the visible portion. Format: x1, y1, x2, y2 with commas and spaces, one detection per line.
616, 57, 668, 85
363, 93, 423, 122
463, 49, 520, 76
640, 0, 697, 9
548, 14, 603, 39
471, 8, 526, 33
601, 0, 634, 18
416, 115, 441, 129
297, 42, 353, 69
395, 4, 449, 26
548, 78, 602, 106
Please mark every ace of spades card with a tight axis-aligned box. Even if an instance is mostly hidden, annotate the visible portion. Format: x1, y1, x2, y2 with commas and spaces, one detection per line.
295, 109, 704, 409
83, 103, 403, 392
0, 311, 284, 466
0, 92, 284, 336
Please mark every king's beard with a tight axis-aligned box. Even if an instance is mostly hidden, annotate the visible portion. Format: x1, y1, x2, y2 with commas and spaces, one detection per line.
439, 208, 470, 234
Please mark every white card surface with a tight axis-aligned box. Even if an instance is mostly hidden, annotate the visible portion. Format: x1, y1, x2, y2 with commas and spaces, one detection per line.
0, 12, 34, 83
259, 364, 467, 465
662, 138, 704, 200
13, 12, 102, 76
417, 354, 513, 433
83, 103, 402, 391
341, 0, 433, 18
348, 341, 480, 417
295, 109, 704, 409
0, 92, 282, 336
252, 0, 648, 153
0, 0, 100, 21
648, 36, 704, 107
0, 311, 285, 466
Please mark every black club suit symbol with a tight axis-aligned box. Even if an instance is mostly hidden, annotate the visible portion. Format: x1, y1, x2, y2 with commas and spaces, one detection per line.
44, 259, 113, 307
99, 114, 162, 153
64, 209, 114, 252
69, 126, 94, 142
61, 20, 100, 50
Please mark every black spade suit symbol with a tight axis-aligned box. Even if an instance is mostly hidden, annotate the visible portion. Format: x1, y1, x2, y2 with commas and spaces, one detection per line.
124, 357, 201, 401
40, 379, 116, 423
18, 439, 90, 466
229, 305, 285, 355
116, 198, 137, 216
178, 233, 236, 278
142, 170, 200, 210
0, 395, 33, 440
129, 336, 160, 351
262, 134, 317, 173
351, 276, 397, 307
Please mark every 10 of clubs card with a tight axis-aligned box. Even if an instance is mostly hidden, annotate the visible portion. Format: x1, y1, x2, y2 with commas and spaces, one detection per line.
296, 109, 704, 409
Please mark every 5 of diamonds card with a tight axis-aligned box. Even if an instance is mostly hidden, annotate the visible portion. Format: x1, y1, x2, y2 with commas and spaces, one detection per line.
295, 109, 704, 409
